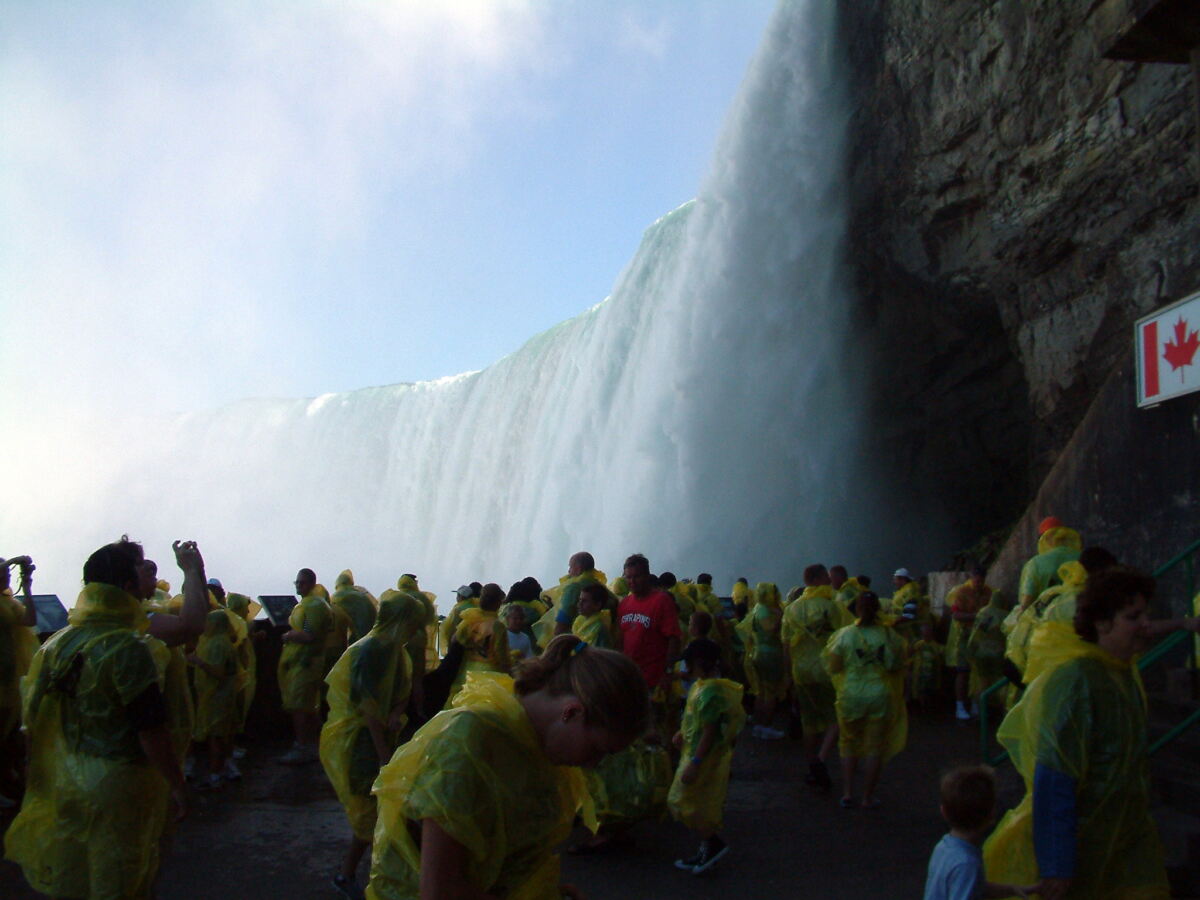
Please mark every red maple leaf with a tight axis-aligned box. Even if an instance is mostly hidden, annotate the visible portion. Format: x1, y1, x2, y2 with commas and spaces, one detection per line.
1162, 315, 1199, 380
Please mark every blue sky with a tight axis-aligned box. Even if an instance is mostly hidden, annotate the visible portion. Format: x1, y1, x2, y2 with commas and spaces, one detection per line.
1, 1, 775, 419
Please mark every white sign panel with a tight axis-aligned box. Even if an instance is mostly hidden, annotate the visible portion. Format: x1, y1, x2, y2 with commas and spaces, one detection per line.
1136, 290, 1200, 407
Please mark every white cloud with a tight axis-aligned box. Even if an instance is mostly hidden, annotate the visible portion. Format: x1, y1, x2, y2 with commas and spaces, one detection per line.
616, 11, 672, 60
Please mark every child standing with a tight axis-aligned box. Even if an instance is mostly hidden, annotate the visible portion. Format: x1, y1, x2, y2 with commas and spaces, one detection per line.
909, 622, 945, 709
188, 609, 243, 790
572, 583, 616, 649
924, 765, 1035, 899
668, 637, 746, 875
504, 604, 535, 662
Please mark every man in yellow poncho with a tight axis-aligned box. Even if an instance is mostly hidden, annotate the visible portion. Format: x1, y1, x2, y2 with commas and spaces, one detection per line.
322, 589, 426, 899
0, 555, 38, 802
532, 550, 607, 646
782, 563, 850, 790
830, 565, 863, 615
945, 566, 993, 721
1017, 517, 1082, 611
332, 569, 378, 646
280, 567, 334, 765
668, 637, 746, 875
572, 583, 617, 649
366, 635, 649, 900
380, 575, 437, 721
984, 568, 1185, 899
5, 539, 189, 899
439, 583, 478, 656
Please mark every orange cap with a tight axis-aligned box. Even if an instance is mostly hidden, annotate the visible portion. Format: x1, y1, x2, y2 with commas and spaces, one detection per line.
1038, 516, 1063, 535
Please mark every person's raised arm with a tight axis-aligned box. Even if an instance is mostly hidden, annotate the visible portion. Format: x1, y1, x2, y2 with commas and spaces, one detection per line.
15, 558, 37, 627
419, 818, 500, 900
174, 540, 209, 637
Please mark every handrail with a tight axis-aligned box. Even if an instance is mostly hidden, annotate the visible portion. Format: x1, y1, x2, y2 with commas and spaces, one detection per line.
980, 537, 1200, 765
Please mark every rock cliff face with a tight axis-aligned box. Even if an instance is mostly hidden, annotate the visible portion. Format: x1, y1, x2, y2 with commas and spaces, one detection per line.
841, 0, 1200, 563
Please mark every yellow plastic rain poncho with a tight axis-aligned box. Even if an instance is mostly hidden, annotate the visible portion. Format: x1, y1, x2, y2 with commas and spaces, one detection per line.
739, 583, 788, 702
1005, 561, 1087, 676
586, 738, 672, 827
278, 590, 334, 712
1018, 526, 1082, 605
394, 575, 438, 671
192, 609, 243, 740
945, 581, 993, 668
730, 580, 753, 614
610, 575, 628, 598
836, 576, 865, 614
439, 595, 477, 656
332, 569, 378, 646
320, 591, 424, 841
908, 637, 944, 701
983, 623, 1168, 899
366, 674, 596, 900
571, 611, 616, 649
668, 678, 746, 834
824, 621, 907, 761
531, 569, 607, 649
781, 584, 849, 731
445, 608, 510, 708
0, 587, 39, 737
966, 591, 1009, 698
670, 583, 696, 634
225, 593, 260, 731
5, 583, 169, 899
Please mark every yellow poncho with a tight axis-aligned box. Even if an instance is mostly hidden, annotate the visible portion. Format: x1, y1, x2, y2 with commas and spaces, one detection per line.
824, 622, 907, 761
668, 677, 746, 833
332, 569, 378, 645
781, 584, 847, 731
5, 583, 168, 899
739, 583, 788, 703
0, 587, 39, 736
945, 581, 993, 668
393, 576, 438, 672
965, 591, 1009, 697
983, 623, 1168, 899
320, 591, 423, 841
571, 611, 615, 649
225, 592, 259, 731
531, 569, 607, 648
585, 738, 672, 828
445, 608, 510, 708
1005, 561, 1087, 676
366, 675, 595, 900
278, 591, 334, 712
192, 609, 242, 741
1018, 526, 1082, 604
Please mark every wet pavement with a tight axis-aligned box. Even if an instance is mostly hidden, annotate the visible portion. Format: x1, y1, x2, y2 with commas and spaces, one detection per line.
1, 710, 986, 899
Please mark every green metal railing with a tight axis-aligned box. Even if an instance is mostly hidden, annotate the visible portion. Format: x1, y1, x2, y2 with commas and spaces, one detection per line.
980, 537, 1200, 765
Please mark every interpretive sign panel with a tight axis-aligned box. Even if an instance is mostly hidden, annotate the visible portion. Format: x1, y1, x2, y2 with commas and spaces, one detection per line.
258, 594, 298, 628
30, 594, 68, 636
1137, 290, 1200, 407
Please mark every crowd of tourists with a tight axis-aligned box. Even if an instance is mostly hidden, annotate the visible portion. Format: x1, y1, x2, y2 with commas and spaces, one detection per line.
0, 523, 1197, 899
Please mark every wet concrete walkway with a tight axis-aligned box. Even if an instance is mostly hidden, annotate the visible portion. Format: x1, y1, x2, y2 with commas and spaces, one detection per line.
1, 710, 984, 899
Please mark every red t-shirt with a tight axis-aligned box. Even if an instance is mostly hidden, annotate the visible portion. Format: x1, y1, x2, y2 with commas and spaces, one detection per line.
618, 590, 681, 689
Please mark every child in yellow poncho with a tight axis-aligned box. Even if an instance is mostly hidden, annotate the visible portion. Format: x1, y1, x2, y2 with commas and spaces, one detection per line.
908, 622, 945, 708
668, 637, 746, 875
445, 583, 510, 709
322, 589, 426, 898
572, 582, 617, 649
366, 634, 649, 900
189, 608, 243, 790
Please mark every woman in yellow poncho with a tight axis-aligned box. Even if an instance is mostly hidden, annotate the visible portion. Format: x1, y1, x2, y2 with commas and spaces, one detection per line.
983, 567, 1173, 899
824, 591, 907, 810
668, 637, 746, 874
366, 634, 649, 900
445, 583, 510, 709
188, 608, 243, 790
5, 540, 187, 899
740, 582, 788, 740
322, 589, 426, 898
782, 564, 850, 789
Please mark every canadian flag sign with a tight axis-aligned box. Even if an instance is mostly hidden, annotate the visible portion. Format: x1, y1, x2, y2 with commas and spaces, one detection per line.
1136, 290, 1200, 407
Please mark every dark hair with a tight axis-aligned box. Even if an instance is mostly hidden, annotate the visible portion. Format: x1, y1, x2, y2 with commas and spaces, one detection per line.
579, 583, 607, 608
682, 637, 720, 674
697, 573, 713, 585
469, 581, 483, 597
83, 539, 143, 588
1074, 566, 1155, 642
803, 563, 828, 585
298, 568, 316, 582
572, 551, 595, 571
659, 571, 677, 589
690, 609, 713, 636
521, 576, 542, 594
623, 553, 649, 574
855, 591, 880, 626
857, 574, 872, 587
1078, 546, 1119, 574
736, 577, 748, 585
515, 634, 649, 741
480, 583, 505, 611
940, 765, 996, 831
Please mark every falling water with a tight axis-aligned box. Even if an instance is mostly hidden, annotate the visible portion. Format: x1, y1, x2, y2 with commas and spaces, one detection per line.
16, 1, 880, 601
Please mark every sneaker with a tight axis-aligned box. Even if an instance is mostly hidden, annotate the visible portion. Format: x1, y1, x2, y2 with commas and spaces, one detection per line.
232, 746, 247, 760
332, 875, 365, 900
195, 772, 223, 791
223, 759, 242, 781
674, 849, 704, 871
279, 743, 316, 766
691, 837, 729, 875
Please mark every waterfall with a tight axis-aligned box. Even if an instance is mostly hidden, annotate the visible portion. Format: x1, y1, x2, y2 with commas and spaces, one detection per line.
17, 1, 871, 602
